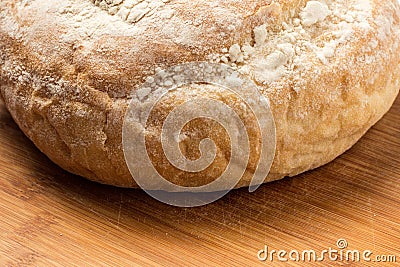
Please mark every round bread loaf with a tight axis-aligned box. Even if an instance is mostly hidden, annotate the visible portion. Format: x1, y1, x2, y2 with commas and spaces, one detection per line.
0, 0, 399, 189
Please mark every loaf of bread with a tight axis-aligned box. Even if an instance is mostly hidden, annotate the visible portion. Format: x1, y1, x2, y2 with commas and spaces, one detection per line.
0, 0, 399, 189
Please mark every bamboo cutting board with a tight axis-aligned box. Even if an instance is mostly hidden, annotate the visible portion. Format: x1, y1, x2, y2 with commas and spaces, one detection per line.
0, 94, 399, 266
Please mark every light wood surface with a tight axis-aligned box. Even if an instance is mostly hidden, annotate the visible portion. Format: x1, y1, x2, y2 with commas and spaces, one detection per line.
0, 95, 399, 266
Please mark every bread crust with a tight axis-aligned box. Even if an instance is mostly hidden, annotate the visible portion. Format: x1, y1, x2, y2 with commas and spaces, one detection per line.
0, 0, 399, 188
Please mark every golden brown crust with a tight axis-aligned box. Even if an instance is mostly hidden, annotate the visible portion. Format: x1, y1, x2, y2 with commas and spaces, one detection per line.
0, 0, 399, 188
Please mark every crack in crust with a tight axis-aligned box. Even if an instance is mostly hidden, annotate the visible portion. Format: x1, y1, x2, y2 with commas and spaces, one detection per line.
91, 0, 171, 23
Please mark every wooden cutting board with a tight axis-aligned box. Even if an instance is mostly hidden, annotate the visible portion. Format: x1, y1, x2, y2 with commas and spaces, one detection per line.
0, 95, 399, 267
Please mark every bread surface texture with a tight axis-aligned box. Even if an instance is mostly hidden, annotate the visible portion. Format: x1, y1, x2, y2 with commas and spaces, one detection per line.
0, 0, 399, 188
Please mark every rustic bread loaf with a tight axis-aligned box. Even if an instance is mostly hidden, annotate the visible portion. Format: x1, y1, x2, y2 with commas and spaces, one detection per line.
0, 0, 399, 189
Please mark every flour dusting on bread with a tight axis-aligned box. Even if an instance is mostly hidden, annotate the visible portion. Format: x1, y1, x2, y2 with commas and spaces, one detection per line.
91, 0, 171, 23
211, 0, 382, 91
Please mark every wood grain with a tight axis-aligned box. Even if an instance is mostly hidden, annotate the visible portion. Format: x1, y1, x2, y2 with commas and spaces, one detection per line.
0, 95, 399, 266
